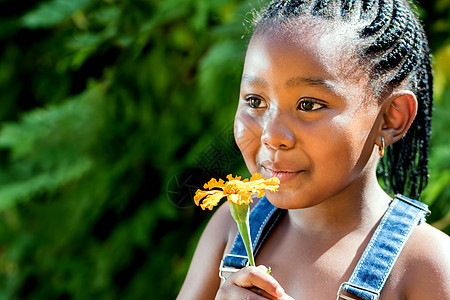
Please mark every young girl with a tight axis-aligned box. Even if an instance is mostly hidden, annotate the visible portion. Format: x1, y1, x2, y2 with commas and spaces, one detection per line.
178, 0, 450, 299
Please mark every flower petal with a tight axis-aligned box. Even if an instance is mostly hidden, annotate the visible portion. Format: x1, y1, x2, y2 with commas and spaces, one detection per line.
194, 189, 212, 205
262, 177, 280, 191
253, 188, 265, 198
194, 189, 222, 204
199, 191, 226, 210
194, 190, 226, 210
250, 173, 264, 181
203, 178, 226, 190
226, 174, 241, 181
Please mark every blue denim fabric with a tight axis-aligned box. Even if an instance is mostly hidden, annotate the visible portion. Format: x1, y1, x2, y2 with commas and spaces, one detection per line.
341, 194, 429, 300
222, 194, 429, 300
222, 196, 282, 268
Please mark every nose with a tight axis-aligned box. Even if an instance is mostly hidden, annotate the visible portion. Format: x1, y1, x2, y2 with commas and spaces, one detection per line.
261, 111, 296, 150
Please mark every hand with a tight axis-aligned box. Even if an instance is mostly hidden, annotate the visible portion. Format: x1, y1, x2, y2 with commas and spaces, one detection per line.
215, 265, 294, 300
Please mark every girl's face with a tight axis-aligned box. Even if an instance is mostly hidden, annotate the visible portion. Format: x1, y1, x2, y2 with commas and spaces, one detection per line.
234, 26, 384, 209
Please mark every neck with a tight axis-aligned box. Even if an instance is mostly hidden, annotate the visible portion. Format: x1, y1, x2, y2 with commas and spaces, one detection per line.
286, 174, 391, 239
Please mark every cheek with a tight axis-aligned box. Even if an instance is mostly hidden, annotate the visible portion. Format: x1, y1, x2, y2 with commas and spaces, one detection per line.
323, 111, 377, 170
234, 108, 262, 166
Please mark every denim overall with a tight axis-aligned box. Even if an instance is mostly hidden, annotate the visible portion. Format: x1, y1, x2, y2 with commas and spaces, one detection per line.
219, 194, 430, 300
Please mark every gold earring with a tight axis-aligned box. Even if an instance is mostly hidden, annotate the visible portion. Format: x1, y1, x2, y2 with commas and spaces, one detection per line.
378, 137, 385, 158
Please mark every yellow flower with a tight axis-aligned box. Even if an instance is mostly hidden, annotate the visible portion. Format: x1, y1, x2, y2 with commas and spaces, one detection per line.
194, 173, 280, 210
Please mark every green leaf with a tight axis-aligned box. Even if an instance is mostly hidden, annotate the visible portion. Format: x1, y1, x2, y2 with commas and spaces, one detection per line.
21, 0, 92, 29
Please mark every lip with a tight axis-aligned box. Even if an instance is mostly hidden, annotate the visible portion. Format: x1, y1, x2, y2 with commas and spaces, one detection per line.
261, 162, 304, 183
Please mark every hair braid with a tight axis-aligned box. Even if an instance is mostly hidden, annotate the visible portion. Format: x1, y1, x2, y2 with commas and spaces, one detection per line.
361, 0, 377, 15
389, 23, 423, 84
391, 52, 420, 84
381, 48, 433, 198
262, 0, 288, 18
368, 3, 432, 198
260, 0, 307, 18
312, 0, 333, 16
361, 0, 393, 37
284, 0, 308, 16
365, 2, 407, 55
417, 52, 433, 191
252, 0, 433, 199
341, 0, 357, 17
372, 26, 416, 73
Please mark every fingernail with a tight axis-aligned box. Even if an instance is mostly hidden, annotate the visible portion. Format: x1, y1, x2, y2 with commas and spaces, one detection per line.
258, 266, 269, 274
275, 285, 285, 297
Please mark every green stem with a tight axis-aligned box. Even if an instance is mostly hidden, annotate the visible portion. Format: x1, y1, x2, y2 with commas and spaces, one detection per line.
229, 202, 255, 267
236, 220, 255, 267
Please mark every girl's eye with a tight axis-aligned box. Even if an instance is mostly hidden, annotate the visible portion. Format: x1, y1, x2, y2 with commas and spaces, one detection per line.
297, 99, 324, 111
246, 96, 267, 108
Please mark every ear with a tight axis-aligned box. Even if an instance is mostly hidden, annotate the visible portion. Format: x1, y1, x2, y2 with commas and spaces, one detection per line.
380, 91, 418, 147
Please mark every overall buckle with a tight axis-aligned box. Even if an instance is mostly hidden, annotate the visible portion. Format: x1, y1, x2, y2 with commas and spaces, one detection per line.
395, 194, 431, 216
336, 282, 380, 300
219, 254, 249, 280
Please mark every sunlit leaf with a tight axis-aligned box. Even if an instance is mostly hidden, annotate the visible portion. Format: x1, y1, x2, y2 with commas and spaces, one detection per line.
22, 0, 92, 29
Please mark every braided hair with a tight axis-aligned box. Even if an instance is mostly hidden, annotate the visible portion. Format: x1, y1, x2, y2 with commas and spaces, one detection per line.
251, 0, 433, 199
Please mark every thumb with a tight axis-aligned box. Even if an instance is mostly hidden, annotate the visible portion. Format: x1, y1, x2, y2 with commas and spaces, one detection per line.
277, 293, 295, 300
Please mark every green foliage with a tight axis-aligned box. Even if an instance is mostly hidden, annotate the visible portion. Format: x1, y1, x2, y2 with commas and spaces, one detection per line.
22, 0, 92, 29
0, 0, 448, 299
419, 0, 450, 233
423, 48, 450, 231
0, 0, 258, 298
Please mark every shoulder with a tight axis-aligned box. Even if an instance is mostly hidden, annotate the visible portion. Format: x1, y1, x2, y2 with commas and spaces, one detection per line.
400, 222, 450, 299
406, 222, 450, 270
177, 201, 236, 300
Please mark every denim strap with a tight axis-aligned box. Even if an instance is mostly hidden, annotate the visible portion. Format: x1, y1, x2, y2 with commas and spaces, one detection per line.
222, 196, 284, 269
340, 194, 430, 300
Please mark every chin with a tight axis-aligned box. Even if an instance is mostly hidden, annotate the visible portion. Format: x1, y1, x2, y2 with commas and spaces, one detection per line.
264, 190, 313, 210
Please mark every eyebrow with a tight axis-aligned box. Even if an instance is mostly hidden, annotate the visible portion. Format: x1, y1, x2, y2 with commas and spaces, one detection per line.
242, 74, 336, 92
285, 76, 335, 91
242, 74, 269, 87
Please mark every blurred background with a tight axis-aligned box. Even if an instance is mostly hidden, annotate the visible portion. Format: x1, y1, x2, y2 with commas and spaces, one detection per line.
0, 0, 448, 299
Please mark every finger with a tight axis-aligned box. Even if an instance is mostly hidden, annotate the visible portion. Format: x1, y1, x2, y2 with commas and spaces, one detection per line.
217, 284, 272, 300
257, 265, 269, 273
231, 266, 285, 298
247, 285, 296, 300
277, 293, 295, 300
247, 286, 279, 300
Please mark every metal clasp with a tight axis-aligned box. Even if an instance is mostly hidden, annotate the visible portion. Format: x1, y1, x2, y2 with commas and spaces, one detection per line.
395, 194, 431, 216
219, 254, 249, 280
336, 282, 380, 300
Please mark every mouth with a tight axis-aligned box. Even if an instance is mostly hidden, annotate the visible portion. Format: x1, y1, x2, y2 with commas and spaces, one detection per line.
261, 164, 304, 183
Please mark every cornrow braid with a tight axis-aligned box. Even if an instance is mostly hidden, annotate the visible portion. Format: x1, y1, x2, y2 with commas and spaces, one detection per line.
364, 1, 407, 55
252, 0, 433, 199
361, 0, 377, 15
341, 0, 356, 18
312, 0, 333, 15
261, 0, 307, 19
390, 25, 423, 84
371, 24, 417, 73
360, 0, 393, 37
283, 0, 308, 16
